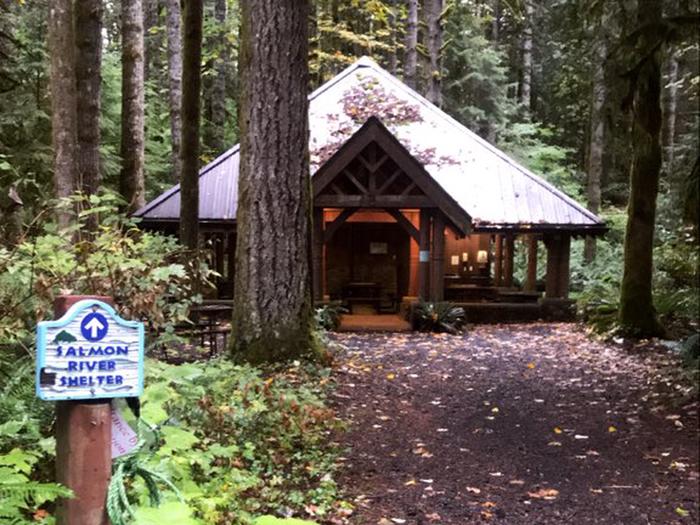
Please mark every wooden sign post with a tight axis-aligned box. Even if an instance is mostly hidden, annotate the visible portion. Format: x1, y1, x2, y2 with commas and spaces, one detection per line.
36, 295, 145, 525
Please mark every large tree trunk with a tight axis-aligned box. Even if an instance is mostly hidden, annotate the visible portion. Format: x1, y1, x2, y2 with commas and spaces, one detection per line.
404, 0, 418, 89
424, 0, 443, 107
520, 0, 533, 109
664, 50, 678, 177
209, 0, 227, 153
485, 0, 499, 143
584, 22, 606, 263
143, 0, 161, 82
232, 0, 313, 363
75, 0, 102, 199
48, 0, 77, 228
618, 0, 664, 336
120, 0, 146, 212
179, 0, 202, 251
165, 0, 183, 182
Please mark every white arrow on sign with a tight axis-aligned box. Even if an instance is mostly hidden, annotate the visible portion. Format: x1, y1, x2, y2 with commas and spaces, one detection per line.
84, 317, 106, 339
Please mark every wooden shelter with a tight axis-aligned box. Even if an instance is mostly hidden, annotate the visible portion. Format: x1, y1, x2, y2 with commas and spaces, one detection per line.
135, 57, 606, 320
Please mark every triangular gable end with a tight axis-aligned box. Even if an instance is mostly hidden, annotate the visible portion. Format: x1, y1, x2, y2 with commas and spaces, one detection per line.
312, 116, 471, 235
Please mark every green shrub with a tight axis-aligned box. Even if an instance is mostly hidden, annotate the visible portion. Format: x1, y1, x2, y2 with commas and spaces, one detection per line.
0, 192, 213, 351
314, 303, 346, 332
412, 300, 466, 334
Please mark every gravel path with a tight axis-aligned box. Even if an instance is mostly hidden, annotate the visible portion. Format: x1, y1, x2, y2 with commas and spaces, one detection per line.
329, 324, 699, 525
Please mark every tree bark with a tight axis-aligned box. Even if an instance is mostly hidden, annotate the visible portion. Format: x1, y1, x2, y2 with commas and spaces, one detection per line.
424, 0, 443, 107
48, 0, 77, 229
664, 50, 678, 177
404, 0, 418, 89
165, 0, 183, 182
618, 0, 664, 336
143, 0, 161, 82
520, 0, 533, 109
584, 22, 606, 263
179, 0, 203, 251
209, 0, 227, 153
75, 0, 102, 199
120, 0, 146, 213
232, 0, 314, 363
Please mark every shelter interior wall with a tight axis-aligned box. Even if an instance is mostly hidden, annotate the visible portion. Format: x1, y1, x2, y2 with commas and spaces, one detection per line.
326, 222, 410, 301
443, 233, 491, 280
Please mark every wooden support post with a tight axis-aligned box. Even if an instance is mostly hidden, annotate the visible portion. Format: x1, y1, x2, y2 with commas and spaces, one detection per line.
312, 207, 324, 302
418, 209, 430, 299
227, 232, 236, 294
493, 234, 503, 286
430, 212, 445, 301
558, 235, 571, 299
544, 235, 561, 298
525, 234, 538, 292
503, 233, 515, 288
55, 295, 112, 525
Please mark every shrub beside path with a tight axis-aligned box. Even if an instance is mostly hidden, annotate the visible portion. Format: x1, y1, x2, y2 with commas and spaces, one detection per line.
329, 324, 699, 525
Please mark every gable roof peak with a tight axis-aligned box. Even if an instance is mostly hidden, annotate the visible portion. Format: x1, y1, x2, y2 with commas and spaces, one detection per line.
355, 55, 378, 67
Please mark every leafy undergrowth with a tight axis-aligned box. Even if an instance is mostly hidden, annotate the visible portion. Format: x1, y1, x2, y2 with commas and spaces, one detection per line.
128, 358, 351, 524
0, 351, 351, 525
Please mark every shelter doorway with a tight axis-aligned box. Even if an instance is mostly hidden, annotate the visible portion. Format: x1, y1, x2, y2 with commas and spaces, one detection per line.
326, 221, 410, 313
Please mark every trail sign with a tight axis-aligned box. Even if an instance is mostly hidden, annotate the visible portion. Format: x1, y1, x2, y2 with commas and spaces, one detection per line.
36, 299, 144, 401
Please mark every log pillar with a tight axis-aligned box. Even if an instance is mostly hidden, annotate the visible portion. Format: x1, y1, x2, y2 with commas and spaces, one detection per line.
312, 207, 324, 302
544, 233, 571, 299
558, 234, 571, 299
227, 232, 236, 290
493, 234, 503, 286
430, 212, 445, 301
503, 233, 515, 288
525, 234, 538, 292
418, 209, 431, 299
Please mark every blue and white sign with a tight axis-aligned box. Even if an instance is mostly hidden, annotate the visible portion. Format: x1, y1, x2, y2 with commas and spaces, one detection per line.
36, 300, 145, 401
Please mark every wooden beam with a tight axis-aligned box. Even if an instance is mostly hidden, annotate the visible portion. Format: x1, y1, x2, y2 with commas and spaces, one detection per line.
430, 213, 445, 301
400, 181, 417, 196
558, 235, 571, 299
323, 207, 357, 243
377, 168, 403, 194
315, 194, 433, 208
525, 234, 537, 292
544, 234, 561, 298
419, 209, 431, 299
503, 233, 515, 288
493, 235, 503, 286
342, 169, 368, 194
312, 208, 324, 301
385, 208, 419, 243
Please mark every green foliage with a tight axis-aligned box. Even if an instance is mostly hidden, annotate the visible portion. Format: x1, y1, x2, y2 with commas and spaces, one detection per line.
0, 192, 212, 349
0, 352, 68, 524
412, 300, 466, 334
127, 358, 345, 524
314, 303, 346, 332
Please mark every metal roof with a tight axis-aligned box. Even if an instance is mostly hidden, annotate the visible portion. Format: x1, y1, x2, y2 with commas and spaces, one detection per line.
135, 56, 604, 232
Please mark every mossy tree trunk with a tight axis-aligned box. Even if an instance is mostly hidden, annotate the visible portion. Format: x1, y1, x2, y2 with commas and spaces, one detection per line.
404, 0, 418, 89
618, 0, 664, 337
48, 0, 77, 229
232, 0, 314, 364
165, 0, 183, 183
179, 0, 203, 251
75, 0, 102, 200
424, 0, 443, 107
119, 0, 146, 213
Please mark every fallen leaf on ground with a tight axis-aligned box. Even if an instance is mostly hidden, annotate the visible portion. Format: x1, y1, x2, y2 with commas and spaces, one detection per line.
528, 488, 559, 500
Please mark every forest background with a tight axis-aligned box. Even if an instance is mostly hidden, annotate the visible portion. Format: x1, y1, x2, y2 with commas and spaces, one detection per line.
0, 1, 698, 523
0, 0, 698, 337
